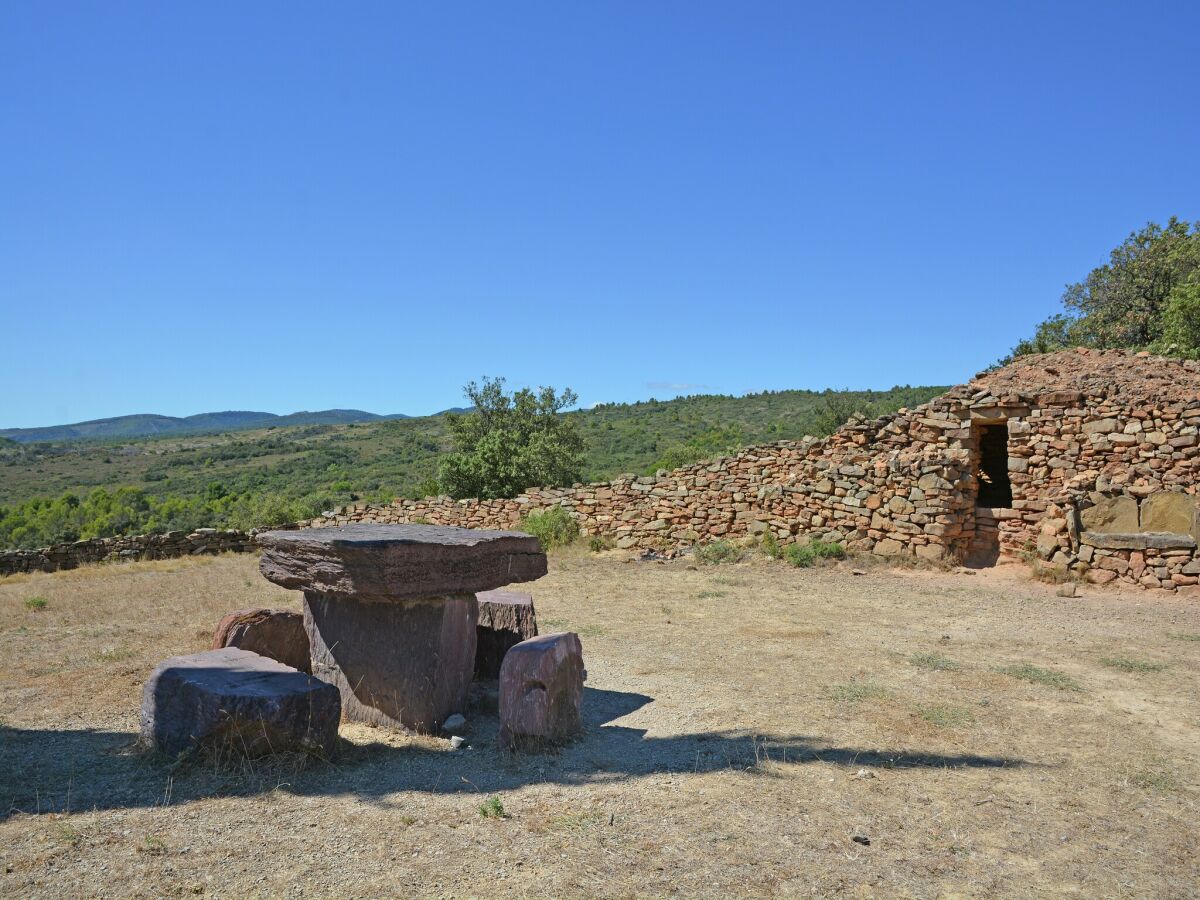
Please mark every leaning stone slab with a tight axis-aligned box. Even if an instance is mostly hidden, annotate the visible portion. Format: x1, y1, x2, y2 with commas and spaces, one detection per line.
140, 648, 340, 758
1081, 495, 1139, 533
1139, 493, 1198, 536
499, 632, 585, 751
475, 589, 539, 679
256, 524, 547, 601
1080, 532, 1197, 551
212, 608, 311, 673
256, 524, 548, 732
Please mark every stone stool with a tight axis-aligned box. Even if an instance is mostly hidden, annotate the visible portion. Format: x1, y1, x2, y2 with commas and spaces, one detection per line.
257, 524, 547, 733
499, 632, 585, 750
475, 589, 539, 679
140, 648, 341, 757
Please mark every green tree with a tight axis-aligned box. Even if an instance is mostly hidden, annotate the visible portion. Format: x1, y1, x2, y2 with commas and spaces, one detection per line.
1006, 218, 1200, 361
438, 377, 585, 499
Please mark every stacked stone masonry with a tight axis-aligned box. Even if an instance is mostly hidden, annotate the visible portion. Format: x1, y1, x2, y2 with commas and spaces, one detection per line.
0, 529, 254, 577
304, 350, 1200, 592
5, 349, 1199, 592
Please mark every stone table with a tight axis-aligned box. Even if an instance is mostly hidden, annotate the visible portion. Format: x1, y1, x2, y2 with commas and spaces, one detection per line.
256, 524, 547, 732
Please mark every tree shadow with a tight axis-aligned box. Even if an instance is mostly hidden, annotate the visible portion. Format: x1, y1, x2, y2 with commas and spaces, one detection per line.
2, 686, 1035, 820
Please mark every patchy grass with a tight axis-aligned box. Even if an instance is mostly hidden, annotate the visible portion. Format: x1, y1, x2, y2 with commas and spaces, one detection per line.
916, 703, 975, 728
996, 663, 1084, 692
696, 590, 728, 599
1168, 632, 1200, 642
823, 681, 893, 703
1120, 757, 1179, 793
1100, 656, 1168, 674
23, 595, 48, 611
909, 651, 960, 672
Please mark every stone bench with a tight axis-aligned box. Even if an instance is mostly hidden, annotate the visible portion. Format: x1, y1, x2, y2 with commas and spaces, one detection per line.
140, 648, 341, 758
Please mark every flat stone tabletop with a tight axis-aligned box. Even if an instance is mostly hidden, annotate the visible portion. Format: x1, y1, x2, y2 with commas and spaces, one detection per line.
257, 524, 547, 601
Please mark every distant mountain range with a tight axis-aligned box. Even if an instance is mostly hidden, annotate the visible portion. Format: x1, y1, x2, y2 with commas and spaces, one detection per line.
0, 409, 429, 444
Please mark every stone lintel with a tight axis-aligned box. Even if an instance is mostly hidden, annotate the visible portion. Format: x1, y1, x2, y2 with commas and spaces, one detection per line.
1080, 532, 1197, 551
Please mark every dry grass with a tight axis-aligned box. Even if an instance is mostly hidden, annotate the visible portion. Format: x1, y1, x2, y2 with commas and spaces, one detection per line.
2, 552, 1199, 896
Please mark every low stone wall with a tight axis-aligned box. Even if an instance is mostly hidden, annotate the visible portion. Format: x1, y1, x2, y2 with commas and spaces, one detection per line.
0, 529, 254, 577
304, 417, 976, 563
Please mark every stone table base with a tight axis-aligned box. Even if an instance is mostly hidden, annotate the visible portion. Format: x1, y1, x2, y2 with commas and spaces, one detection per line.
303, 592, 477, 732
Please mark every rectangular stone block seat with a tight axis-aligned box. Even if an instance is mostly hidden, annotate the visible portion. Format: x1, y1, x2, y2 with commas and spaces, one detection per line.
140, 648, 341, 758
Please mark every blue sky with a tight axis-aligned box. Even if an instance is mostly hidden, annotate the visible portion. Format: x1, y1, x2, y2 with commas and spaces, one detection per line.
2, 1, 1198, 428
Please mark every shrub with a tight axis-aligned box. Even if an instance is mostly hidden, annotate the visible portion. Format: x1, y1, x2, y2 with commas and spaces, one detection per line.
785, 538, 845, 568
587, 534, 615, 552
24, 596, 48, 611
520, 506, 579, 550
760, 530, 782, 560
478, 796, 507, 819
695, 540, 740, 565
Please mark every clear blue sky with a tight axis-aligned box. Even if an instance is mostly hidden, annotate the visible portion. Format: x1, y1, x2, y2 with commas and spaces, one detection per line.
3, 2, 1198, 428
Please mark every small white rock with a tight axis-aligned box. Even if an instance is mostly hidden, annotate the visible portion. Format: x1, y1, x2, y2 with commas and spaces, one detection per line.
449, 736, 465, 750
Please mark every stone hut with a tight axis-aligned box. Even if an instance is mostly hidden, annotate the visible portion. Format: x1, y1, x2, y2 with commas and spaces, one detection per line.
309, 349, 1200, 591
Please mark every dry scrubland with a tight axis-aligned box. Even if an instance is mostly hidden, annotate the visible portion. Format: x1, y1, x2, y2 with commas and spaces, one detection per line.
1, 551, 1198, 898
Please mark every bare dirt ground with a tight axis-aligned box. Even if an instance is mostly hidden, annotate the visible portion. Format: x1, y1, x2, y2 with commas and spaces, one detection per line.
2, 549, 1198, 898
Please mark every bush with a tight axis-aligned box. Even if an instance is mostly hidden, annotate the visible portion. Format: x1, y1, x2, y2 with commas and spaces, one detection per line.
520, 506, 579, 550
760, 530, 782, 560
695, 540, 740, 565
588, 534, 615, 552
785, 538, 845, 568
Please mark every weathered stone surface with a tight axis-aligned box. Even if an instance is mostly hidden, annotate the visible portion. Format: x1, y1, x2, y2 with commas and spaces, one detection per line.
258, 524, 547, 602
1080, 495, 1139, 533
140, 648, 340, 758
212, 608, 310, 673
475, 589, 539, 679
304, 591, 477, 732
1081, 532, 1197, 551
1139, 493, 1197, 536
499, 632, 585, 750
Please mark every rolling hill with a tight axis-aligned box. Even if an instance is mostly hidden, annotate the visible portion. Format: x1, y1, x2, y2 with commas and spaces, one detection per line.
0, 409, 413, 444
0, 384, 947, 549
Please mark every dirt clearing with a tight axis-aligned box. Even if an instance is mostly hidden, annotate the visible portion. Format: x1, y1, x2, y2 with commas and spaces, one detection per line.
2, 551, 1198, 897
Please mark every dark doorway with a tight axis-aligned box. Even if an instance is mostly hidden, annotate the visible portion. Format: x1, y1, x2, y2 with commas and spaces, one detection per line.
975, 422, 1012, 508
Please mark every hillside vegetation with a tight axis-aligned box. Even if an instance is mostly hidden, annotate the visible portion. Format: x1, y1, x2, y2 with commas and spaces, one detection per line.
0, 385, 943, 550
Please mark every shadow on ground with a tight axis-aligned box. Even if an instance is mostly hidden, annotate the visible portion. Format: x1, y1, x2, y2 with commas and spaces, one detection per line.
1, 687, 1033, 820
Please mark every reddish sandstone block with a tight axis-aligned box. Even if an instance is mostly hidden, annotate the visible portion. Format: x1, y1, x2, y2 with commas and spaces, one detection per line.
212, 608, 311, 674
474, 589, 539, 679
499, 633, 584, 750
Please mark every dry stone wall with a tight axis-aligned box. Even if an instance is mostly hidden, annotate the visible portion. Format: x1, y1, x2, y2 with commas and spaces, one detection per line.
4, 349, 1197, 593
0, 529, 254, 577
